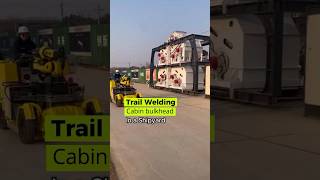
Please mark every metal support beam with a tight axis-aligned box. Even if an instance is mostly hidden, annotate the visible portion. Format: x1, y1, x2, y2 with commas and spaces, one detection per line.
211, 1, 320, 17
152, 34, 209, 52
149, 50, 156, 87
270, 0, 284, 97
190, 37, 199, 92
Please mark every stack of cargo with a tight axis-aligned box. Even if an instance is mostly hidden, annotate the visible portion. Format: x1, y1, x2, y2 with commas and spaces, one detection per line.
158, 48, 170, 65
211, 15, 301, 94
169, 66, 204, 90
168, 31, 203, 64
146, 68, 158, 83
155, 31, 205, 91
156, 68, 169, 87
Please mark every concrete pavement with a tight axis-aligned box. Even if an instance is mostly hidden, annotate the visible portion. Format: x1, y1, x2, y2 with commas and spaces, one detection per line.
111, 83, 210, 180
0, 66, 210, 180
212, 100, 320, 180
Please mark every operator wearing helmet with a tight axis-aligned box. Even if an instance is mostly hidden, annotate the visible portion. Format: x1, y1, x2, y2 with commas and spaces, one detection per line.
114, 70, 121, 82
14, 26, 36, 59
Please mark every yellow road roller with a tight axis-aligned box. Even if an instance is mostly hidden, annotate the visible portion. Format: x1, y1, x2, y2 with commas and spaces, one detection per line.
0, 46, 102, 144
110, 75, 142, 107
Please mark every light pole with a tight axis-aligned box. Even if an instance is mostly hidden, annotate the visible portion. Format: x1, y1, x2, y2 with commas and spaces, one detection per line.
60, 0, 64, 22
96, 4, 103, 24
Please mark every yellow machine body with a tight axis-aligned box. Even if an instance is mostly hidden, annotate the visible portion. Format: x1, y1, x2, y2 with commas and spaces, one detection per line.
110, 79, 142, 107
0, 61, 19, 83
0, 49, 103, 144
0, 61, 19, 120
32, 46, 71, 77
38, 46, 56, 60
33, 60, 66, 77
120, 76, 132, 87
14, 99, 102, 137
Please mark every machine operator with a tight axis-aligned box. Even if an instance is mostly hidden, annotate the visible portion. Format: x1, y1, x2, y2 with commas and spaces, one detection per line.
114, 70, 121, 82
13, 26, 36, 59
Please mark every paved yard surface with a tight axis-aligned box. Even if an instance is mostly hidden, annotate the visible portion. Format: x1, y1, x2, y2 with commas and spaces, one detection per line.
111, 83, 210, 180
212, 100, 320, 180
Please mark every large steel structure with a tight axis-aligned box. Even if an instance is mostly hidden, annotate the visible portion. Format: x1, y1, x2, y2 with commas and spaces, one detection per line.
149, 34, 210, 93
211, 0, 320, 105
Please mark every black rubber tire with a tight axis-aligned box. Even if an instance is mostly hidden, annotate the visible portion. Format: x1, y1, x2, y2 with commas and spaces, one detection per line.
116, 98, 123, 107
0, 107, 8, 129
18, 109, 36, 144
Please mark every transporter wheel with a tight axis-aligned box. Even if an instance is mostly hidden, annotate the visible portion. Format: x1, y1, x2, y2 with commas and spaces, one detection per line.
0, 106, 7, 129
116, 97, 123, 107
18, 109, 36, 144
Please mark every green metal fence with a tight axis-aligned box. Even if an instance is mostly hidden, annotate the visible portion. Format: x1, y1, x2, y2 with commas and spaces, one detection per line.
68, 24, 109, 66
139, 68, 146, 83
0, 32, 16, 57
54, 26, 70, 54
130, 69, 139, 82
0, 24, 109, 66
34, 24, 109, 67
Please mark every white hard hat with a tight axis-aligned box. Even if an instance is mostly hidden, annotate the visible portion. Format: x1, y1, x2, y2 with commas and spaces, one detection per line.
115, 70, 119, 73
18, 26, 29, 34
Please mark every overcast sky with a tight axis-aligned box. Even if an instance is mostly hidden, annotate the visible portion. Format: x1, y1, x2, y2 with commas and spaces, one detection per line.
111, 0, 209, 67
0, 0, 109, 19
